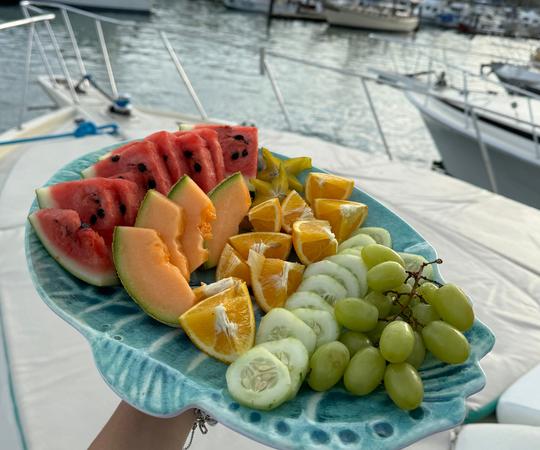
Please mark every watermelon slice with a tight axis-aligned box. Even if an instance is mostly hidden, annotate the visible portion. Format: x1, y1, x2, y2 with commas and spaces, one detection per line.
36, 178, 138, 245
82, 141, 172, 195
173, 133, 218, 193
187, 124, 258, 179
176, 129, 225, 183
29, 208, 117, 286
145, 131, 188, 184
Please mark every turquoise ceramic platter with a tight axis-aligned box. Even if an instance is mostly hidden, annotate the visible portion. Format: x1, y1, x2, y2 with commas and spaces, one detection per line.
26, 143, 495, 450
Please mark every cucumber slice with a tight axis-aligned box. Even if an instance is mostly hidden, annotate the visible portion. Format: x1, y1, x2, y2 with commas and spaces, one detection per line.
351, 227, 392, 247
327, 254, 368, 297
304, 260, 360, 297
339, 247, 363, 257
285, 292, 334, 314
226, 347, 291, 411
297, 274, 347, 306
399, 252, 434, 281
259, 337, 309, 399
292, 308, 340, 348
256, 308, 317, 355
338, 234, 377, 252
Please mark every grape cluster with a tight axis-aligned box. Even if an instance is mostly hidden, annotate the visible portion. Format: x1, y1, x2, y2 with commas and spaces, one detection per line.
308, 244, 474, 411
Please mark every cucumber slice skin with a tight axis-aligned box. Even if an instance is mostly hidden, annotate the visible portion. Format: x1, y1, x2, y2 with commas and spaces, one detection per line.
399, 252, 434, 280
256, 308, 317, 355
259, 338, 309, 399
292, 308, 340, 348
297, 274, 347, 306
226, 347, 292, 411
304, 260, 360, 298
352, 227, 392, 248
285, 292, 334, 314
338, 234, 377, 252
327, 254, 368, 298
339, 247, 363, 257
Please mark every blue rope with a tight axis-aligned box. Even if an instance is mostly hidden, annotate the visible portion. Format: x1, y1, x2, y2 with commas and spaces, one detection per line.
0, 121, 119, 146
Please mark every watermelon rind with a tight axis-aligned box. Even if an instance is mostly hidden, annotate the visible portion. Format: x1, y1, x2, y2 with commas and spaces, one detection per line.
28, 212, 118, 287
35, 187, 54, 209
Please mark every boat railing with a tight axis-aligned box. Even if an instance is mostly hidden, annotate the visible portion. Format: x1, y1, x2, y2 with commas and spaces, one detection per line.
14, 1, 208, 128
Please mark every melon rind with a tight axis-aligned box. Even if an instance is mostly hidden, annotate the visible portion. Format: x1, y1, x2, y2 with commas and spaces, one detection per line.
28, 212, 118, 287
81, 165, 96, 178
205, 172, 251, 269
35, 187, 55, 209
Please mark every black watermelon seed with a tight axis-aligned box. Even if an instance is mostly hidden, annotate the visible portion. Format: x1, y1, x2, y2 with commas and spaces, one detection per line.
119, 203, 127, 215
148, 179, 156, 189
80, 223, 90, 229
97, 208, 105, 218
233, 134, 247, 142
111, 155, 120, 162
137, 163, 147, 172
93, 198, 100, 204
184, 150, 193, 159
194, 162, 202, 173
231, 152, 240, 160
90, 214, 97, 225
162, 155, 168, 162
242, 149, 249, 157
118, 176, 125, 179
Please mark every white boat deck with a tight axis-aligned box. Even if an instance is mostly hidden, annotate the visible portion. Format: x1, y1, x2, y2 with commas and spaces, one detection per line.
1, 86, 540, 449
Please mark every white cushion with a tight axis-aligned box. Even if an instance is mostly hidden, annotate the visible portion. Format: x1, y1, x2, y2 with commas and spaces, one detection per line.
497, 363, 540, 426
455, 424, 540, 450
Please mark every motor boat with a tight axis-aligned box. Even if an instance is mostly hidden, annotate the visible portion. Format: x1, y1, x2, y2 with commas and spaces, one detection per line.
2, 4, 540, 450
324, 0, 420, 32
482, 62, 540, 96
223, 0, 325, 20
54, 0, 151, 12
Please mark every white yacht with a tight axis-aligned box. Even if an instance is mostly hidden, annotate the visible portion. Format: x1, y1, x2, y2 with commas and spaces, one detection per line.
2, 4, 540, 450
223, 0, 325, 20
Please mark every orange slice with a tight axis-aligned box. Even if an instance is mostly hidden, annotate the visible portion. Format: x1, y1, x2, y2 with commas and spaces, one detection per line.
248, 198, 282, 232
229, 232, 292, 260
179, 281, 255, 364
305, 172, 354, 205
216, 243, 251, 286
292, 219, 338, 265
192, 277, 243, 303
281, 190, 314, 233
313, 199, 368, 242
247, 250, 304, 312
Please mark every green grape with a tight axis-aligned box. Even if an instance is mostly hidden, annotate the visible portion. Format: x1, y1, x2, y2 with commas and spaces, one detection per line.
384, 363, 424, 410
387, 283, 412, 307
339, 331, 372, 356
344, 346, 386, 395
409, 296, 421, 308
365, 291, 392, 318
412, 303, 440, 326
422, 321, 470, 364
334, 298, 378, 332
416, 282, 439, 305
361, 244, 405, 269
366, 321, 389, 344
307, 341, 350, 392
432, 284, 475, 331
379, 321, 415, 363
367, 262, 407, 292
406, 331, 426, 369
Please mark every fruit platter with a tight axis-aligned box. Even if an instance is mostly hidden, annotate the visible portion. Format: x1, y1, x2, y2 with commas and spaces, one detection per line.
25, 125, 495, 449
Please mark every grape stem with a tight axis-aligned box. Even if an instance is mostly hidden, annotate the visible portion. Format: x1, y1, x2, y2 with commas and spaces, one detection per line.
385, 258, 443, 326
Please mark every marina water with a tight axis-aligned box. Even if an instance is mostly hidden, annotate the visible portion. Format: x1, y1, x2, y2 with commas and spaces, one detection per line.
0, 0, 536, 166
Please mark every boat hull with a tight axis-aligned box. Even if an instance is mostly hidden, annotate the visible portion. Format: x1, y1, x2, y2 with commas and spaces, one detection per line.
326, 9, 419, 32
58, 0, 151, 12
408, 94, 540, 210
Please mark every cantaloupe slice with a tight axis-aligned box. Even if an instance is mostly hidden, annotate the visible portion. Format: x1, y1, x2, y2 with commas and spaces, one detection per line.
135, 190, 190, 280
168, 176, 216, 272
205, 173, 252, 269
113, 227, 196, 327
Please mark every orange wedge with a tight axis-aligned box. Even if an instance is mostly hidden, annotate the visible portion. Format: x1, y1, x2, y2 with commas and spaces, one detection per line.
313, 199, 368, 242
281, 190, 314, 234
248, 198, 282, 232
305, 172, 354, 205
179, 281, 255, 364
247, 250, 304, 312
292, 219, 338, 265
216, 243, 251, 286
229, 232, 292, 260
192, 276, 243, 303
